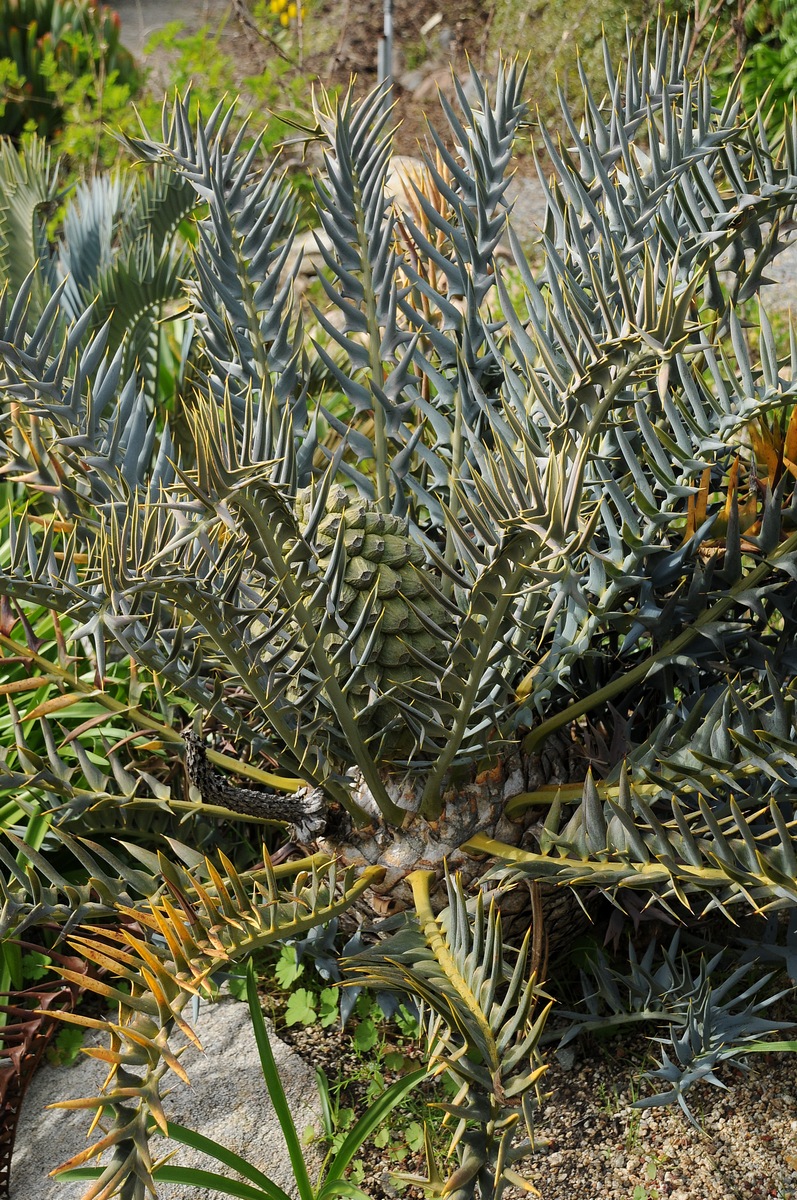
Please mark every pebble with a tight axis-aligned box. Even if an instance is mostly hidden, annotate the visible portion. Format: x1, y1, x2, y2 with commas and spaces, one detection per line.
504, 1035, 797, 1200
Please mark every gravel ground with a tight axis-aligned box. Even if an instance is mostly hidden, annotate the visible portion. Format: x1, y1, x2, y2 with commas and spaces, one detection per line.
280, 1002, 797, 1200
528, 1043, 797, 1200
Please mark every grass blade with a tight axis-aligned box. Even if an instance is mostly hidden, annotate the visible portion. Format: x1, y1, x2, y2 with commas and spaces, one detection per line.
320, 1067, 427, 1190
164, 1122, 293, 1199
245, 958, 316, 1200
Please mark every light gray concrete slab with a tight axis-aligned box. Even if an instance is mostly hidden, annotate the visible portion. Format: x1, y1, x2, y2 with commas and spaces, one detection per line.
12, 997, 323, 1200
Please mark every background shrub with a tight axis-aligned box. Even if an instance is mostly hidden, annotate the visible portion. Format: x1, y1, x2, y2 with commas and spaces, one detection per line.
0, 0, 139, 145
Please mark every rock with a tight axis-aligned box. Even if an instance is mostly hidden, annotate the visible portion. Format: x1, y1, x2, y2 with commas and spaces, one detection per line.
396, 67, 431, 94
505, 175, 548, 247
12, 996, 323, 1200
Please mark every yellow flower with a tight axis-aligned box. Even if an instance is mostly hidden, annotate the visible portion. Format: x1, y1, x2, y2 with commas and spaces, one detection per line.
288, 2, 297, 15
280, 10, 289, 23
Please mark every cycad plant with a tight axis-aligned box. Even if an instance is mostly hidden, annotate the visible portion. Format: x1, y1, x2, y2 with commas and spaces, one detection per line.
1, 16, 797, 1198
0, 134, 195, 400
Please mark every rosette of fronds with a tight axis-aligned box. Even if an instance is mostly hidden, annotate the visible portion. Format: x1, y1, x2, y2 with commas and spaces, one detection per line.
344, 870, 551, 1198
473, 673, 797, 914
553, 930, 794, 1122
40, 851, 381, 1200
0, 65, 592, 822
0, 137, 195, 403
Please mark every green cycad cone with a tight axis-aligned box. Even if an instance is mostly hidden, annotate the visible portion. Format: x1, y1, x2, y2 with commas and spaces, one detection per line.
293, 484, 451, 743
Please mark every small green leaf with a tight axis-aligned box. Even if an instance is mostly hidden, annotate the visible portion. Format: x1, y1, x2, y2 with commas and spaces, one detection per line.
226, 973, 248, 1001
21, 951, 51, 982
46, 1025, 85, 1066
373, 1127, 390, 1148
355, 992, 379, 1019
275, 946, 304, 989
285, 988, 317, 1027
319, 987, 339, 1027
353, 1018, 377, 1052
301, 1125, 316, 1147
405, 1122, 424, 1152
384, 1051, 407, 1071
394, 1005, 418, 1038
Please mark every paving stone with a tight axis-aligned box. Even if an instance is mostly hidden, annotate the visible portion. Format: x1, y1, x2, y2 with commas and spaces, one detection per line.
12, 997, 323, 1200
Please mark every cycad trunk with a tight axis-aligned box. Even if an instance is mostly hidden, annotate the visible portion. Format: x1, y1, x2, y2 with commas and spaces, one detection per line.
322, 730, 588, 930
